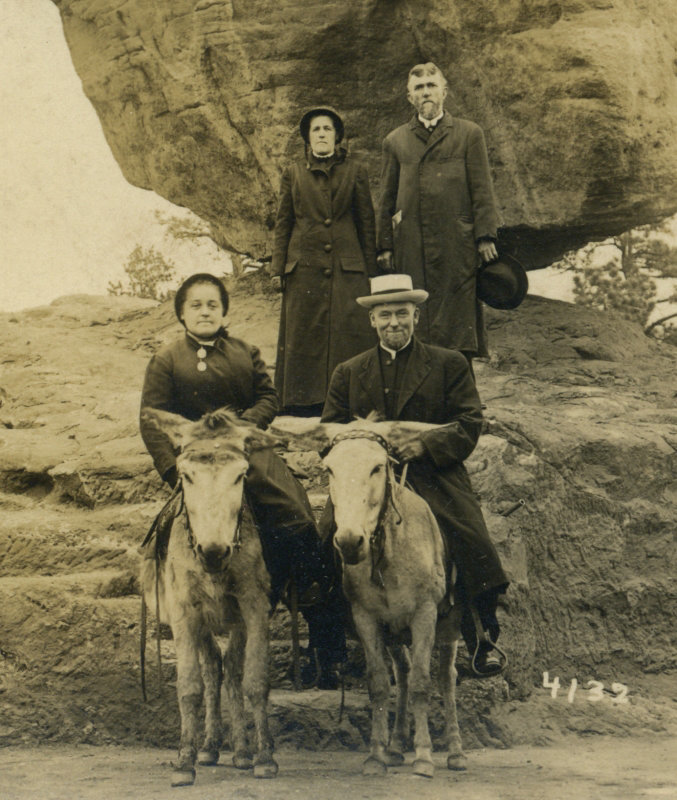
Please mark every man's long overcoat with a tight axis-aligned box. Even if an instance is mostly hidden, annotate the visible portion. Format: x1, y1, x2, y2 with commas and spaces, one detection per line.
321, 338, 508, 600
272, 150, 378, 408
377, 113, 501, 356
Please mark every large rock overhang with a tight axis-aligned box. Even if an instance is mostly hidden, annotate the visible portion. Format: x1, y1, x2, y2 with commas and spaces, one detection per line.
52, 0, 677, 268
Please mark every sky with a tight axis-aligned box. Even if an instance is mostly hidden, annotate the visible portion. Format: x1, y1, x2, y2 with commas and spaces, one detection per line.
0, 0, 575, 314
0, 0, 231, 312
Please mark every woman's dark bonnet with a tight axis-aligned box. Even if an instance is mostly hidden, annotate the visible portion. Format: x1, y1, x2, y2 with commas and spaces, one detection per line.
299, 106, 345, 144
174, 273, 230, 321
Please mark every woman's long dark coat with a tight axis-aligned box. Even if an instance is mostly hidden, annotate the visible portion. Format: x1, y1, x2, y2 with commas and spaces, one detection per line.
377, 113, 501, 356
272, 150, 378, 408
139, 332, 278, 479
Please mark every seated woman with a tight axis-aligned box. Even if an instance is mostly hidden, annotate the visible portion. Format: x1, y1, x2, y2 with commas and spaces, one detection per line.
140, 272, 345, 688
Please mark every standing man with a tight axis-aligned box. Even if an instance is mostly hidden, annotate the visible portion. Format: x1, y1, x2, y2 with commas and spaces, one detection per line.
322, 274, 509, 676
377, 62, 501, 362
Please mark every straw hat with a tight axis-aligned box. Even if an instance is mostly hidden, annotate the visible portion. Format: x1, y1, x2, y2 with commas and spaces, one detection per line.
356, 274, 429, 307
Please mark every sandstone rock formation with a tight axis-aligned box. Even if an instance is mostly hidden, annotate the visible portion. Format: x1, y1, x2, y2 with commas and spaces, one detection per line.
1, 286, 676, 747
52, 0, 677, 267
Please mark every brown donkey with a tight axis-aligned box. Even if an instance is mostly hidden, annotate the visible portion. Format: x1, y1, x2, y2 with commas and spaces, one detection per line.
140, 409, 278, 787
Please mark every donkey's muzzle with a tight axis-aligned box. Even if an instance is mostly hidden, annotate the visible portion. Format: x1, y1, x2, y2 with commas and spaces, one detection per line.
197, 544, 232, 573
334, 532, 367, 566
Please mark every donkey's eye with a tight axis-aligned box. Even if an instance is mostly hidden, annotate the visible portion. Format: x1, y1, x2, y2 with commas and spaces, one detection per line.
182, 472, 193, 484
370, 464, 383, 476
235, 473, 245, 484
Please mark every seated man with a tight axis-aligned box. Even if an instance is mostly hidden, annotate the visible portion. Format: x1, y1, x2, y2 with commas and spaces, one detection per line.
321, 273, 509, 676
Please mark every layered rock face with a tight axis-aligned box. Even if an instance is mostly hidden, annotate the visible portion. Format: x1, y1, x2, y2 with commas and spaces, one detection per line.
52, 0, 677, 266
1, 287, 675, 746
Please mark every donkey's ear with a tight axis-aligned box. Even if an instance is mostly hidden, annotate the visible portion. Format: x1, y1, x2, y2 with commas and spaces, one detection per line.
244, 426, 283, 453
320, 423, 346, 446
141, 408, 194, 448
270, 418, 331, 452
383, 420, 440, 440
316, 423, 349, 459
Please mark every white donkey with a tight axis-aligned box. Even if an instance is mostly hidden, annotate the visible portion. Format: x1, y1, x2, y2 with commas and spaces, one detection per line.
321, 418, 466, 778
140, 409, 278, 787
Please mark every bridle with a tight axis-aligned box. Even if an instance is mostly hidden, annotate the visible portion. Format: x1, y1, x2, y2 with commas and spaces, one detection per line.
327, 428, 392, 454
326, 430, 403, 588
176, 476, 246, 565
175, 438, 251, 564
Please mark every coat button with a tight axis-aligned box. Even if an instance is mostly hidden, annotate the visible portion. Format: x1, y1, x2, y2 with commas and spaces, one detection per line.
324, 218, 332, 226
324, 243, 332, 252
323, 268, 332, 277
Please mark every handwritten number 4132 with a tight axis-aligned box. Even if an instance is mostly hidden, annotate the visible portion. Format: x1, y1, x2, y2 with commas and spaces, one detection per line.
542, 672, 629, 704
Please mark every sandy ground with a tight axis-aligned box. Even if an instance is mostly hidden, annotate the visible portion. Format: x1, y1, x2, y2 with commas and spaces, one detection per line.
1, 735, 675, 800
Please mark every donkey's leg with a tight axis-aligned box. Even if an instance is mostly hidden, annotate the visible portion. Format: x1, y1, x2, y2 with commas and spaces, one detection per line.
222, 626, 253, 770
197, 633, 222, 766
240, 598, 278, 779
353, 607, 391, 775
171, 621, 204, 786
388, 644, 411, 765
409, 602, 438, 778
439, 639, 466, 771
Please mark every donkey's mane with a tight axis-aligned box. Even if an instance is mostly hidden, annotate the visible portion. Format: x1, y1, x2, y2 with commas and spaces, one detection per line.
190, 408, 251, 440
182, 442, 246, 463
356, 410, 384, 424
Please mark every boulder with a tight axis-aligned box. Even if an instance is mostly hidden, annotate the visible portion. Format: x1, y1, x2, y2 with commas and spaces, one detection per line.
51, 0, 677, 266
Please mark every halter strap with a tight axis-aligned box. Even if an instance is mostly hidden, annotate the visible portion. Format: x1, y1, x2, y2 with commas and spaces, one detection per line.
179, 479, 246, 561
326, 428, 392, 456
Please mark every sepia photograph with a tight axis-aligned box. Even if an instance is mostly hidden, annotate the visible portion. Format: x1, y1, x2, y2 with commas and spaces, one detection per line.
1, 1, 676, 798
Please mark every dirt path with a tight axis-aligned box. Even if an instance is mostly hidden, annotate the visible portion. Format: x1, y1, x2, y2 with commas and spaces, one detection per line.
1, 736, 675, 800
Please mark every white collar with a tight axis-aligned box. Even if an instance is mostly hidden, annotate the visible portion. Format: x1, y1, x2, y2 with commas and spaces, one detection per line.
379, 338, 412, 359
186, 331, 218, 347
418, 110, 444, 130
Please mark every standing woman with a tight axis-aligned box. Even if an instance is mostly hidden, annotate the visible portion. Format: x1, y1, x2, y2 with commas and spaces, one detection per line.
272, 106, 378, 415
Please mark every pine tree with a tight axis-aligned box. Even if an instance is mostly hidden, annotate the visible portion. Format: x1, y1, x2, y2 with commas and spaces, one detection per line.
557, 220, 677, 336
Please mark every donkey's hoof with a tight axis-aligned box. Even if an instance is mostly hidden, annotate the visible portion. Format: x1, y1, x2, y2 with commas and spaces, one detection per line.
363, 756, 387, 776
198, 749, 220, 766
232, 751, 253, 770
170, 768, 196, 787
253, 758, 279, 779
413, 759, 434, 778
447, 753, 468, 771
385, 749, 405, 766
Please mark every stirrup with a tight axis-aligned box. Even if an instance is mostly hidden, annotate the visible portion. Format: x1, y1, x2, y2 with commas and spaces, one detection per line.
469, 605, 508, 677
470, 639, 508, 677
